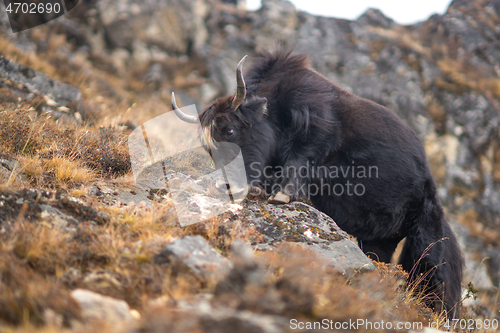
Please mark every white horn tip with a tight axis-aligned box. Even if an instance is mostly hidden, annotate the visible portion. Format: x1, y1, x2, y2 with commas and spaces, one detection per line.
238, 55, 248, 66
171, 92, 176, 106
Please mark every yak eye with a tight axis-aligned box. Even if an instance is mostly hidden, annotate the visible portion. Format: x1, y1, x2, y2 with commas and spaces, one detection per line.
226, 128, 235, 137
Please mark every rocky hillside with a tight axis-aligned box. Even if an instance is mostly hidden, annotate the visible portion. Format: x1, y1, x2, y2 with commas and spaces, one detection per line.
0, 0, 499, 331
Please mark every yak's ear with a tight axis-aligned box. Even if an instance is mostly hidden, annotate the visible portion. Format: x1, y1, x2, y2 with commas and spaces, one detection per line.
242, 97, 268, 117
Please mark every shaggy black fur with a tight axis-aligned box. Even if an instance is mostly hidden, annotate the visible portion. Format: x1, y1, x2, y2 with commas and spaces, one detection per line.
199, 48, 464, 318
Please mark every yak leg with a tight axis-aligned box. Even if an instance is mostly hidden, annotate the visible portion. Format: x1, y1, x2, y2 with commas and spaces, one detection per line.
358, 238, 401, 263
268, 159, 309, 204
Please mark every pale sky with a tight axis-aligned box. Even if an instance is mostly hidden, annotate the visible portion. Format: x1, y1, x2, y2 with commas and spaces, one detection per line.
246, 0, 453, 25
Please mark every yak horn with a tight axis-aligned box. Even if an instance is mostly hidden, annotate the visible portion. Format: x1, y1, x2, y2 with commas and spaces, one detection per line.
171, 92, 198, 123
231, 55, 248, 110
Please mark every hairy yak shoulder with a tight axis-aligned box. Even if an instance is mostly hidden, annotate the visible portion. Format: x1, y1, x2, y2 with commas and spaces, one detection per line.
244, 51, 341, 132
338, 93, 422, 149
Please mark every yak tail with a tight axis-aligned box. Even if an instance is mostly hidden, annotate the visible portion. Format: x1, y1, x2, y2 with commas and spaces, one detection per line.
398, 194, 464, 319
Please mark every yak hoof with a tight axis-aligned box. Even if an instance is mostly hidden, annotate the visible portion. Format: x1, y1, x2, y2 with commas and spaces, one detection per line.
268, 191, 290, 204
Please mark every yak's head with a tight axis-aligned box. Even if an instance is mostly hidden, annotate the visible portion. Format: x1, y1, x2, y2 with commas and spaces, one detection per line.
171, 56, 274, 189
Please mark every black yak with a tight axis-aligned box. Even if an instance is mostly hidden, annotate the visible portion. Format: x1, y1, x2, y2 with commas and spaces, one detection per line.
172, 48, 463, 318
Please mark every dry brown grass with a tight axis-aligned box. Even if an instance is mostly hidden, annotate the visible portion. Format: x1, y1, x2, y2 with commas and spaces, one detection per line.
366, 26, 432, 58
0, 246, 81, 327
0, 33, 176, 326
45, 157, 95, 184
0, 185, 440, 331
0, 36, 58, 79
435, 58, 500, 100
268, 246, 427, 323
0, 106, 131, 189
138, 243, 433, 332
0, 204, 202, 316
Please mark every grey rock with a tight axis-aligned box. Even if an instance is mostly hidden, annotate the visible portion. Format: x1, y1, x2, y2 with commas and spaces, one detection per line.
97, 0, 208, 55
40, 204, 79, 230
88, 181, 169, 208
0, 158, 20, 172
441, 92, 499, 154
297, 239, 376, 276
476, 174, 500, 228
172, 294, 288, 333
175, 290, 288, 333
230, 240, 255, 263
119, 163, 374, 276
221, 201, 375, 275
0, 2, 38, 53
0, 165, 14, 184
449, 220, 496, 290
154, 235, 233, 281
0, 158, 24, 185
462, 289, 500, 320
198, 309, 287, 333
356, 8, 395, 29
215, 241, 266, 295
0, 56, 81, 107
483, 247, 500, 288
0, 188, 109, 226
444, 0, 500, 66
0, 2, 10, 32
70, 289, 134, 324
